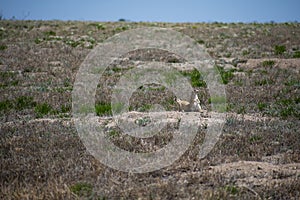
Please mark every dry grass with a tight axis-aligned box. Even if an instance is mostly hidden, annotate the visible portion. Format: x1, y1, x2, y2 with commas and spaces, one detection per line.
0, 20, 299, 199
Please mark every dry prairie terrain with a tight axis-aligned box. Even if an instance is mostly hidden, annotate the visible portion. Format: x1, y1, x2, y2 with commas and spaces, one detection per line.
0, 20, 300, 199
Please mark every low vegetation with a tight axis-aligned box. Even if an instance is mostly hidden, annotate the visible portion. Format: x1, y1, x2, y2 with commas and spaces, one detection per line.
0, 20, 299, 199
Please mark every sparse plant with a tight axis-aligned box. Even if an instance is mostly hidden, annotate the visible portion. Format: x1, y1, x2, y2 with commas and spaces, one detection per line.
249, 135, 262, 142
89, 23, 106, 30
44, 30, 56, 37
208, 96, 227, 112
284, 79, 300, 87
276, 98, 299, 118
70, 182, 93, 197
274, 45, 286, 55
65, 39, 81, 48
197, 39, 205, 44
0, 44, 7, 50
16, 96, 36, 110
95, 102, 112, 116
225, 117, 235, 125
108, 130, 119, 138
135, 116, 151, 126
293, 51, 300, 58
115, 26, 129, 32
60, 104, 71, 113
262, 60, 275, 67
255, 79, 274, 86
137, 104, 152, 112
0, 96, 36, 115
181, 68, 206, 87
225, 185, 239, 195
242, 50, 250, 56
35, 103, 53, 118
257, 102, 267, 111
0, 100, 14, 113
237, 105, 246, 114
216, 65, 235, 85
34, 38, 44, 44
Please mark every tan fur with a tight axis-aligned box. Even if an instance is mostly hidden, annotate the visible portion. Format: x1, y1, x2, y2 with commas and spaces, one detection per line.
176, 91, 202, 112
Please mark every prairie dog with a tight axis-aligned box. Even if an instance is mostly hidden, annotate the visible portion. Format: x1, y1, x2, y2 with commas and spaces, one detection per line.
176, 91, 202, 112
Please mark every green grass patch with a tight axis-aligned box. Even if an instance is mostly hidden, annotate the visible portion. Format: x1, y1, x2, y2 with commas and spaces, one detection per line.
0, 44, 7, 51
257, 102, 267, 111
115, 26, 129, 32
135, 116, 151, 126
35, 103, 53, 118
65, 39, 81, 48
293, 51, 300, 58
70, 182, 93, 198
0, 100, 14, 113
284, 79, 300, 87
249, 135, 262, 142
44, 30, 56, 37
237, 106, 246, 114
34, 38, 43, 44
16, 96, 36, 110
60, 104, 71, 113
255, 79, 274, 86
95, 102, 112, 116
0, 71, 19, 88
181, 68, 207, 87
215, 66, 235, 85
208, 96, 227, 112
0, 96, 37, 115
275, 98, 299, 118
108, 130, 120, 138
225, 185, 239, 195
197, 39, 205, 44
242, 50, 250, 56
274, 45, 286, 55
265, 98, 300, 119
262, 60, 275, 67
138, 104, 152, 112
0, 71, 16, 78
89, 22, 106, 30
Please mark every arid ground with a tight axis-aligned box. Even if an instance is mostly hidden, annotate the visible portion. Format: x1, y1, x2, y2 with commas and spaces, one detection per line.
0, 20, 300, 199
